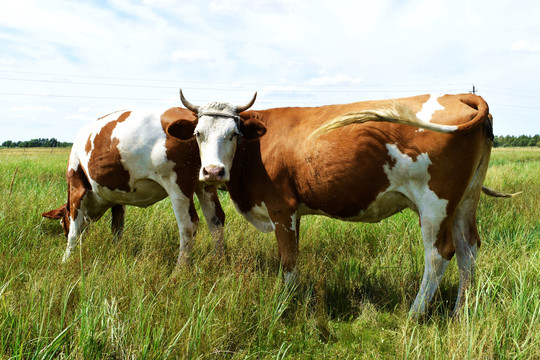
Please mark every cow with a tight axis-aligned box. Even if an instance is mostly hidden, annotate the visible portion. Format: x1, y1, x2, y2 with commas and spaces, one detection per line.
41, 104, 256, 266
166, 90, 518, 318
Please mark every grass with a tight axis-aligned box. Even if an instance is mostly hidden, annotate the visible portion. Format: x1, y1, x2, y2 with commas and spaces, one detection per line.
0, 147, 538, 359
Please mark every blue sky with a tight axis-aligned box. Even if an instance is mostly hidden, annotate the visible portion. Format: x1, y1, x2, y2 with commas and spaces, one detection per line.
1, 0, 539, 142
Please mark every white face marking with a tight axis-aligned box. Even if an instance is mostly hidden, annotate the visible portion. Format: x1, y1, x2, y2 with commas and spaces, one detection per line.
416, 94, 445, 123
195, 116, 238, 182
193, 102, 241, 183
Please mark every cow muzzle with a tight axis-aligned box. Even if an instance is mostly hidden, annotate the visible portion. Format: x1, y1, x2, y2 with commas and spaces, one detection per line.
201, 165, 228, 183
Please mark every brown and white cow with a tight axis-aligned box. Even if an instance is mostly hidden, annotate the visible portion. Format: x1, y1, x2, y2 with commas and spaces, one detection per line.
169, 91, 517, 317
42, 105, 241, 265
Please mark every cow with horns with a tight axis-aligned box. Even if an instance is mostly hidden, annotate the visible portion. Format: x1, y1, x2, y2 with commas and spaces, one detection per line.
42, 103, 251, 265
167, 90, 517, 317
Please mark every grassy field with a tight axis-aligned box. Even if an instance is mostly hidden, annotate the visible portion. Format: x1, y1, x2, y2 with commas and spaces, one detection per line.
0, 147, 538, 359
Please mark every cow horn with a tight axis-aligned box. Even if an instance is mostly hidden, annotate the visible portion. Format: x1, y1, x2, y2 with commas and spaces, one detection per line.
179, 89, 199, 113
236, 92, 257, 113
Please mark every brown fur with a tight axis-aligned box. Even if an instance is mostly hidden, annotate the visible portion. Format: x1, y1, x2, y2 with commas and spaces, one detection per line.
229, 94, 492, 268
87, 111, 132, 192
43, 107, 225, 264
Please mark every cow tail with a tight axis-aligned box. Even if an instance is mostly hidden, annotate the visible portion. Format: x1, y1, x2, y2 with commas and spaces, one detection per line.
311, 94, 491, 138
481, 186, 522, 198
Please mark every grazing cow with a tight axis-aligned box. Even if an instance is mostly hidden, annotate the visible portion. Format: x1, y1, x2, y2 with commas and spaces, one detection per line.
42, 106, 228, 266
168, 91, 518, 318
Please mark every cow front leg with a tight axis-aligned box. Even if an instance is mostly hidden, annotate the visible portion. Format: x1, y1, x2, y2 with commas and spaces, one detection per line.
274, 212, 300, 283
195, 185, 225, 257
170, 194, 199, 267
63, 213, 88, 262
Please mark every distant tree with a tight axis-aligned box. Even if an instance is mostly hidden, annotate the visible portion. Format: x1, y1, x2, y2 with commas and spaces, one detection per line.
1, 138, 72, 148
492, 134, 540, 148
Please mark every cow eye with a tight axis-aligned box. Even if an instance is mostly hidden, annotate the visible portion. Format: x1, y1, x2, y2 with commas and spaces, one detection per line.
194, 131, 201, 138
228, 133, 237, 141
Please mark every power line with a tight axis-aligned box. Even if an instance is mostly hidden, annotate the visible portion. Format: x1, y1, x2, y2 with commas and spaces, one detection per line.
0, 69, 473, 91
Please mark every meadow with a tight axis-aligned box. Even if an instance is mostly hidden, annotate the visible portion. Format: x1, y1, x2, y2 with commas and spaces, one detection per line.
0, 147, 538, 359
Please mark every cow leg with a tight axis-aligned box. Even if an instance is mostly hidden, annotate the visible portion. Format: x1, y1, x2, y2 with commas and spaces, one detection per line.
409, 216, 450, 318
63, 211, 88, 262
195, 185, 225, 256
63, 193, 111, 262
110, 204, 125, 241
274, 212, 300, 283
168, 192, 199, 267
452, 199, 480, 316
62, 167, 91, 262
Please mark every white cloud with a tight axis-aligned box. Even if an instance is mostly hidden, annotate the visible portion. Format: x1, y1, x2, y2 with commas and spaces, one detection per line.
65, 113, 91, 121
307, 74, 364, 86
208, 0, 297, 15
0, 57, 14, 66
171, 49, 213, 63
511, 40, 540, 53
9, 106, 54, 113
0, 0, 539, 140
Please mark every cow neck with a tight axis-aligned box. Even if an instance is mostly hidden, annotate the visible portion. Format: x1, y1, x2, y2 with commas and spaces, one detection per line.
227, 136, 266, 213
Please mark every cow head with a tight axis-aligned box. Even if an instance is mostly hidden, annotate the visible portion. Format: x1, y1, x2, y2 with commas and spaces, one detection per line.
168, 89, 265, 184
42, 204, 70, 237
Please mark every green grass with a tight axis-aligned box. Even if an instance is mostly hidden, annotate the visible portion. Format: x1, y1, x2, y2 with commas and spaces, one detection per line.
0, 147, 538, 359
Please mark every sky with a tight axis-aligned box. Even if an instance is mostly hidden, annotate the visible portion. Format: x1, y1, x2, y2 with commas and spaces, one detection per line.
1, 0, 539, 143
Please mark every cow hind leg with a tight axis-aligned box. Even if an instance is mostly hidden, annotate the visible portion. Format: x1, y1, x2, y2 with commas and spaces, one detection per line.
409, 215, 451, 319
452, 199, 480, 317
110, 204, 126, 241
451, 146, 489, 316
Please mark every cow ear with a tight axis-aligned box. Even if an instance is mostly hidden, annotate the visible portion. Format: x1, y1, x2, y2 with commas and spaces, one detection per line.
166, 119, 198, 141
42, 204, 67, 219
239, 117, 266, 141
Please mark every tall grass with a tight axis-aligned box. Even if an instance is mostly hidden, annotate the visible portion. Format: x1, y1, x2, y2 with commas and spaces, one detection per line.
0, 147, 538, 359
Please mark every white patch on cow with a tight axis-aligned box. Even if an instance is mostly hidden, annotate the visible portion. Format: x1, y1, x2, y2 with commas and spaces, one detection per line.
289, 213, 297, 232
274, 213, 297, 232
381, 143, 451, 317
69, 112, 125, 172
69, 110, 184, 207
112, 111, 175, 181
383, 143, 448, 228
414, 94, 458, 132
416, 94, 445, 123
232, 200, 275, 233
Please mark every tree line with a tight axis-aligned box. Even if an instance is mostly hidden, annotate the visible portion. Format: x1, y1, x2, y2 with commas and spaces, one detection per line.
1, 135, 539, 148
493, 134, 540, 147
1, 138, 73, 148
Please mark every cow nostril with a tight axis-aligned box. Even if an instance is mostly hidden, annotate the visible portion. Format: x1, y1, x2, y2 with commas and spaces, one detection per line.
203, 168, 209, 176
218, 168, 225, 177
